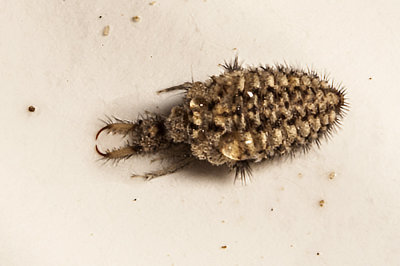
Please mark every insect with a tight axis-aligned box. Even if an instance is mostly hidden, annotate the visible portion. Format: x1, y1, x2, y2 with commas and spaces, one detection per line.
95, 58, 348, 182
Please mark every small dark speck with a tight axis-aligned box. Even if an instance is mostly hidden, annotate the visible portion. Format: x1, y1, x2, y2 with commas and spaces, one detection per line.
270, 208, 274, 211
298, 173, 303, 178
369, 77, 372, 80
329, 171, 336, 180
133, 198, 137, 201
99, 15, 102, 19
221, 245, 227, 249
316, 252, 320, 256
132, 16, 141, 22
28, 106, 35, 112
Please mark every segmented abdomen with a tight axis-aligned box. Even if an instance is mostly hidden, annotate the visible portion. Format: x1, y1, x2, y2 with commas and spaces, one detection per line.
186, 66, 347, 165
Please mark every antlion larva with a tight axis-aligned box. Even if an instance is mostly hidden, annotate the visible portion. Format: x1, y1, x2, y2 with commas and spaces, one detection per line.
95, 58, 348, 182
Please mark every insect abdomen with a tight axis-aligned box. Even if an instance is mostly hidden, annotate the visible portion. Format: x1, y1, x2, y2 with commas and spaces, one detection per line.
186, 66, 347, 164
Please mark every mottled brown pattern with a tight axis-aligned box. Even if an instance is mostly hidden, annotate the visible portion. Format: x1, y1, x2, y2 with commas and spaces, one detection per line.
96, 59, 348, 181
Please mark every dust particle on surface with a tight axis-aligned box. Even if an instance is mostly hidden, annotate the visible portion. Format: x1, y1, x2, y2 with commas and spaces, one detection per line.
369, 77, 372, 80
132, 16, 141, 22
316, 252, 320, 256
98, 15, 102, 19
133, 198, 137, 201
103, 25, 110, 36
329, 171, 336, 180
270, 208, 274, 211
298, 173, 303, 178
319, 200, 325, 207
221, 245, 227, 249
28, 106, 35, 112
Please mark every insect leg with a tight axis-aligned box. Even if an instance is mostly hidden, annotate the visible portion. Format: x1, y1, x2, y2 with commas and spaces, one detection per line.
157, 82, 192, 94
131, 157, 193, 180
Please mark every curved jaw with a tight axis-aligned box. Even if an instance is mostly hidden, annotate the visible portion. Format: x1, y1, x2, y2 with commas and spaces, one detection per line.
95, 144, 139, 160
95, 121, 138, 160
95, 122, 136, 140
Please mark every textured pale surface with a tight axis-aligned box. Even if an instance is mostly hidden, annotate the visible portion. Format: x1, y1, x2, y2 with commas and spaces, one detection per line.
1, 0, 400, 265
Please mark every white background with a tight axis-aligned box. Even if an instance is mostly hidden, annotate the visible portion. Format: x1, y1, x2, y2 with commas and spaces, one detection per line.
1, 0, 400, 265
